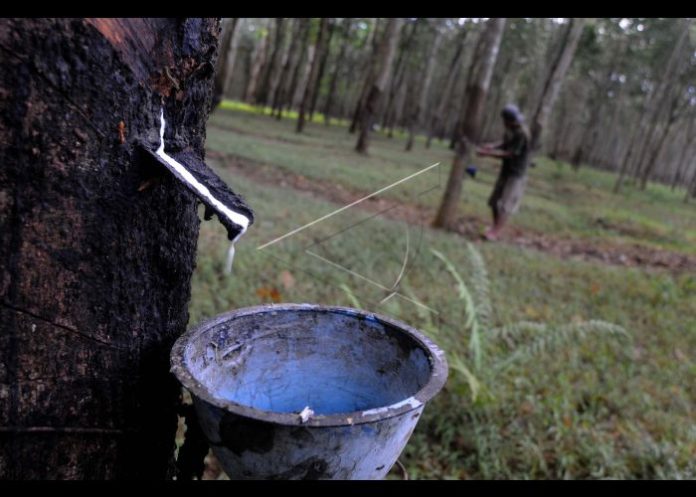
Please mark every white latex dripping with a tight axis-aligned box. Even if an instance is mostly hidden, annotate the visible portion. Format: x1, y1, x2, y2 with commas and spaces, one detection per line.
156, 108, 249, 275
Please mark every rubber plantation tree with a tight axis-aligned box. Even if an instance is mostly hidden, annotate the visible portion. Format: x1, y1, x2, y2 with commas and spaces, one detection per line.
323, 18, 353, 125
0, 18, 252, 479
381, 20, 421, 138
426, 23, 468, 149
297, 18, 330, 133
355, 18, 403, 155
570, 21, 627, 171
254, 18, 285, 106
349, 18, 382, 134
528, 18, 587, 155
244, 19, 271, 104
307, 18, 335, 121
213, 18, 242, 107
613, 18, 692, 193
405, 20, 443, 151
433, 18, 506, 230
271, 18, 309, 119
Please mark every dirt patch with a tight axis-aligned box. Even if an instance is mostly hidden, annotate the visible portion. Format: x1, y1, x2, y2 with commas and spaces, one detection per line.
207, 150, 696, 275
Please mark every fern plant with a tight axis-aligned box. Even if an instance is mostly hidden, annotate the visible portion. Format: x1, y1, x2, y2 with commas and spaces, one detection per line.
430, 243, 631, 403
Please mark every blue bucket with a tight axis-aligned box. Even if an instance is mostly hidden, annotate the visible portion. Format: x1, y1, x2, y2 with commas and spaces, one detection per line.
171, 304, 448, 479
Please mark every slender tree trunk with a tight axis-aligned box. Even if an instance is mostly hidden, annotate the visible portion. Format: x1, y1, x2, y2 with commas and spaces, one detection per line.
381, 21, 419, 133
244, 20, 270, 104
388, 76, 409, 138
529, 18, 586, 154
356, 18, 403, 154
603, 87, 627, 169
433, 18, 506, 230
271, 19, 304, 118
426, 28, 468, 149
255, 18, 285, 106
550, 94, 570, 160
671, 117, 696, 190
213, 18, 239, 107
349, 19, 382, 134
685, 164, 696, 202
571, 40, 626, 170
639, 101, 683, 190
632, 20, 691, 184
615, 19, 691, 193
323, 19, 352, 125
298, 18, 330, 132
0, 17, 253, 479
406, 24, 443, 151
481, 52, 514, 141
613, 103, 652, 193
308, 19, 335, 121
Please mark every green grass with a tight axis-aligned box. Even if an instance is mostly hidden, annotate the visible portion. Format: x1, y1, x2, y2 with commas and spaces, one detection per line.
207, 103, 696, 255
187, 102, 696, 479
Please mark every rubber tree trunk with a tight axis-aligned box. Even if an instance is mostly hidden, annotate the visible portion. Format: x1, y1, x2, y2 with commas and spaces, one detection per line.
638, 101, 682, 190
671, 117, 696, 190
297, 18, 330, 133
571, 39, 627, 170
244, 19, 270, 103
271, 19, 304, 118
381, 21, 419, 133
630, 19, 691, 185
528, 18, 586, 154
349, 19, 382, 134
323, 18, 352, 125
276, 19, 311, 119
255, 18, 285, 106
613, 101, 652, 193
406, 25, 443, 151
426, 27, 468, 149
355, 18, 403, 155
0, 18, 252, 479
308, 18, 335, 121
213, 18, 241, 107
685, 165, 696, 202
433, 18, 506, 230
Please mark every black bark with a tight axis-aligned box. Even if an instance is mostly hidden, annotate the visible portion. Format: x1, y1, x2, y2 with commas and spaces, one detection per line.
0, 17, 252, 479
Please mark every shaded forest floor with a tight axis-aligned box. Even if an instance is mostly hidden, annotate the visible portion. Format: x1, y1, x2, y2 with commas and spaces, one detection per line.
186, 103, 695, 479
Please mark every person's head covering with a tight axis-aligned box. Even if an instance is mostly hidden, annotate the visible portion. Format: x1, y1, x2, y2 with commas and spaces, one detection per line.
501, 104, 524, 124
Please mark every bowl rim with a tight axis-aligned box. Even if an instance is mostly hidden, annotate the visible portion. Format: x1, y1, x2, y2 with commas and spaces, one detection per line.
170, 303, 448, 427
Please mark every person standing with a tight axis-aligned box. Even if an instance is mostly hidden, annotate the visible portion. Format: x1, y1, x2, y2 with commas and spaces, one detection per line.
476, 104, 530, 240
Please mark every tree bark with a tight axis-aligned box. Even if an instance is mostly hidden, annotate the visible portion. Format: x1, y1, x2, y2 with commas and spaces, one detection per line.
571, 39, 627, 170
323, 19, 352, 125
0, 17, 252, 479
405, 23, 443, 151
255, 18, 285, 106
381, 21, 419, 133
297, 18, 329, 133
349, 19, 382, 134
613, 102, 652, 193
213, 18, 242, 106
271, 19, 305, 119
287, 22, 315, 116
638, 94, 685, 190
308, 18, 335, 121
244, 19, 271, 103
614, 19, 691, 193
631, 19, 691, 186
685, 164, 696, 202
433, 18, 506, 230
671, 117, 696, 190
355, 18, 403, 154
426, 27, 467, 148
529, 18, 586, 154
